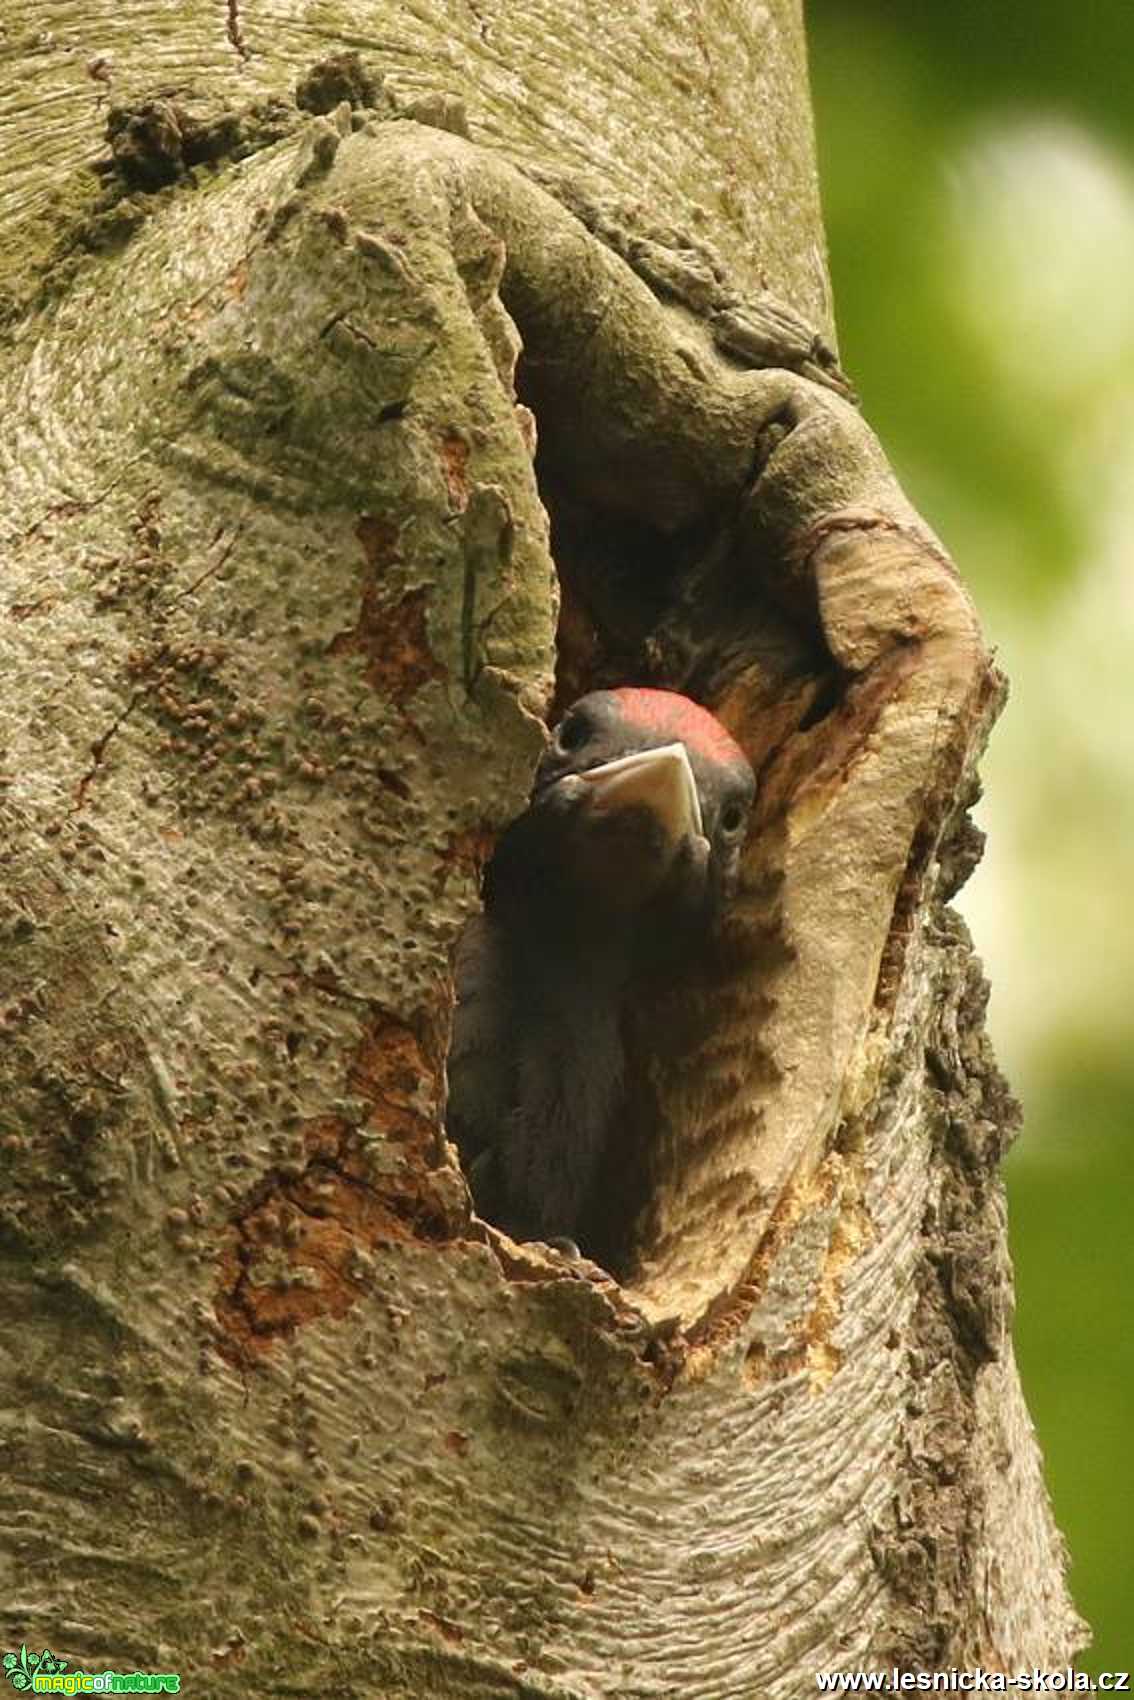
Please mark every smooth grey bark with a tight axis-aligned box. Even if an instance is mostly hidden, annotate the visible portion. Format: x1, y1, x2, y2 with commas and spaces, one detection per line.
0, 4, 1083, 1696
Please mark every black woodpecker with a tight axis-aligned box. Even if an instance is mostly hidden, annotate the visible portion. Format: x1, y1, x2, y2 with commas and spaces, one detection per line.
447, 687, 755, 1251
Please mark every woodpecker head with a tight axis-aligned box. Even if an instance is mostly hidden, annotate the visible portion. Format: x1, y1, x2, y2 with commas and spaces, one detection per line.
490, 687, 755, 931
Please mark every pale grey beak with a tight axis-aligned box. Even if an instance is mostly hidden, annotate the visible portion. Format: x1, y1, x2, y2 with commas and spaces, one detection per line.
576, 742, 703, 843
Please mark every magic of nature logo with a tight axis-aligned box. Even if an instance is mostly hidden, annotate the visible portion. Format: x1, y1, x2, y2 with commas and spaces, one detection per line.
3, 1648, 180, 1694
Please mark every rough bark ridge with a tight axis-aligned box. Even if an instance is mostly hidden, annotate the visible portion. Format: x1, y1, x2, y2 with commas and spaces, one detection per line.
0, 15, 1083, 1700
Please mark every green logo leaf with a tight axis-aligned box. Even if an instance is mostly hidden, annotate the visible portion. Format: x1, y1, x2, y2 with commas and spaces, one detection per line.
3, 1647, 68, 1690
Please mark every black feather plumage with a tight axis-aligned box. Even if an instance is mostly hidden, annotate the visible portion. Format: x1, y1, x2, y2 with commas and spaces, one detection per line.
447, 688, 754, 1250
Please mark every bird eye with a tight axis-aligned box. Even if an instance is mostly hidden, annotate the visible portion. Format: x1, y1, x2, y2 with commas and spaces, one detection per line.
557, 715, 588, 752
720, 802, 746, 835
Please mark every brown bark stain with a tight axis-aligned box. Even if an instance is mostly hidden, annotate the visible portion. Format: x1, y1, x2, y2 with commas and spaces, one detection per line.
214, 1007, 460, 1364
355, 513, 400, 573
349, 1006, 446, 1161
439, 429, 470, 511
354, 581, 444, 700
328, 516, 447, 706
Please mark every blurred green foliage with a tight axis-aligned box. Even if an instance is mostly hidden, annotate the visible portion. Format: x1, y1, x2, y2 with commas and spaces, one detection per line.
1007, 1073, 1134, 1676
809, 1, 1134, 1674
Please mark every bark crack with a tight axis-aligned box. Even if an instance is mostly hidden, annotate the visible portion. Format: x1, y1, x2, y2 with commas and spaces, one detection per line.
70, 692, 143, 815
226, 0, 249, 63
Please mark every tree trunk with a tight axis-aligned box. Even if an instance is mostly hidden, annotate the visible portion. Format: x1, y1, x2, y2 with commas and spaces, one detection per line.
0, 4, 1084, 1695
